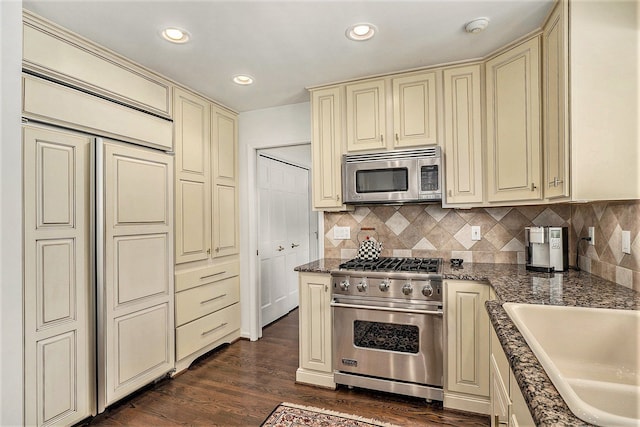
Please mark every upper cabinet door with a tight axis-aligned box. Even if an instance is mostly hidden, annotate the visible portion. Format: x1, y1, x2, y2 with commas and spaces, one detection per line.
211, 105, 238, 185
311, 86, 344, 210
443, 65, 483, 204
174, 88, 211, 264
543, 3, 569, 199
392, 71, 439, 148
346, 79, 386, 152
485, 36, 542, 202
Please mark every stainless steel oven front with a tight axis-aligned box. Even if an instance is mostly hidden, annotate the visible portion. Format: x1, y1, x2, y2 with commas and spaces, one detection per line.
331, 296, 443, 401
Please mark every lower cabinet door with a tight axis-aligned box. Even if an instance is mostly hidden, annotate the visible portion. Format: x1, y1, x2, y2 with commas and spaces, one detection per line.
446, 280, 490, 398
298, 273, 332, 373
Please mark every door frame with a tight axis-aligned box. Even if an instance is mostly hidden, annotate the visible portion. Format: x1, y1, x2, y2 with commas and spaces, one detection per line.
243, 142, 323, 341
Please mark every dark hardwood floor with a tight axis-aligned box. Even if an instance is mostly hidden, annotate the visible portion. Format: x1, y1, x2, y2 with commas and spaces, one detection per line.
87, 309, 489, 426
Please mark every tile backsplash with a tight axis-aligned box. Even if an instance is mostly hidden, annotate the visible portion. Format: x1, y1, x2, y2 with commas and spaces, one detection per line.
572, 201, 640, 291
324, 200, 640, 291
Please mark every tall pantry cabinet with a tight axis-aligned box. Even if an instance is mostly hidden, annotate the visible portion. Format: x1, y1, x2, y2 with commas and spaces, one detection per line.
173, 87, 240, 373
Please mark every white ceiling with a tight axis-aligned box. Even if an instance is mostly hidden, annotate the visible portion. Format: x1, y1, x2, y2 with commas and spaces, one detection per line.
23, 0, 555, 113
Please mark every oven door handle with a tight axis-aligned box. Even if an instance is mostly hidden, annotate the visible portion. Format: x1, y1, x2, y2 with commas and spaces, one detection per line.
330, 301, 442, 315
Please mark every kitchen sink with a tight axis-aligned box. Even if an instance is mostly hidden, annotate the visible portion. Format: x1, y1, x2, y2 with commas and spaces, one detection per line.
503, 303, 640, 427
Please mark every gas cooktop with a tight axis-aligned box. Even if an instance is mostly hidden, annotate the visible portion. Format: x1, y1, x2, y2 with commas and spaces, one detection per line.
338, 257, 442, 274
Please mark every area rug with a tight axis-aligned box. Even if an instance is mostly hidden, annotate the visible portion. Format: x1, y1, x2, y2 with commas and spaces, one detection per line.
261, 402, 400, 427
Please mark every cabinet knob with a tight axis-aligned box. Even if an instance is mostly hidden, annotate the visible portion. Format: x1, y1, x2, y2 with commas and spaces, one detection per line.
395, 133, 399, 144
549, 177, 564, 187
215, 247, 220, 253
380, 134, 384, 143
531, 183, 537, 191
277, 245, 285, 252
207, 248, 211, 255
291, 243, 300, 248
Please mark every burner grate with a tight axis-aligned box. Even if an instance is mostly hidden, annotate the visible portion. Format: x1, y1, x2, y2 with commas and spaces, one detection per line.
339, 257, 441, 273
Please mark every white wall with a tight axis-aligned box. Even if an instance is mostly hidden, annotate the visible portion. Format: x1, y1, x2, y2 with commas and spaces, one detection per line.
0, 1, 24, 424
238, 101, 311, 340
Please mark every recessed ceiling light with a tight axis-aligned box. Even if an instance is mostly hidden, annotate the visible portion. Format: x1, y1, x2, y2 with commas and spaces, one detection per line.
346, 23, 377, 41
465, 18, 490, 34
233, 75, 254, 85
162, 27, 190, 43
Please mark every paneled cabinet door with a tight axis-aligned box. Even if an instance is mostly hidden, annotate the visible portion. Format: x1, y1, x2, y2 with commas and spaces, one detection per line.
346, 79, 386, 152
174, 88, 211, 264
543, 2, 569, 199
23, 125, 94, 427
311, 86, 344, 209
392, 71, 438, 148
443, 65, 483, 204
211, 105, 237, 185
211, 105, 239, 257
485, 37, 542, 202
212, 183, 239, 257
297, 273, 334, 386
446, 281, 490, 399
99, 140, 174, 412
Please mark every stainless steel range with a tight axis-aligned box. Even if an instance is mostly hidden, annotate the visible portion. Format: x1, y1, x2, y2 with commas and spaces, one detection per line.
330, 257, 444, 401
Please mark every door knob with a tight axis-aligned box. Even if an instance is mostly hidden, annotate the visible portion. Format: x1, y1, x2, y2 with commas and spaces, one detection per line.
291, 243, 300, 248
277, 245, 285, 252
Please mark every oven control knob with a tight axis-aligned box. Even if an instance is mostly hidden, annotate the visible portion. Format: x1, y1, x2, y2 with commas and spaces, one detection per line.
356, 280, 367, 292
339, 280, 350, 291
422, 283, 434, 297
378, 279, 390, 292
402, 283, 413, 295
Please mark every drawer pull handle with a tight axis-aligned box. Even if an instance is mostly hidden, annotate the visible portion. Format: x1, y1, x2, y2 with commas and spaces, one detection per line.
200, 271, 226, 280
201, 322, 228, 337
200, 294, 227, 305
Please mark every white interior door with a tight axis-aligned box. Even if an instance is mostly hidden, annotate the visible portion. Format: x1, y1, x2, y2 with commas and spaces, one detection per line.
258, 155, 310, 327
97, 139, 174, 411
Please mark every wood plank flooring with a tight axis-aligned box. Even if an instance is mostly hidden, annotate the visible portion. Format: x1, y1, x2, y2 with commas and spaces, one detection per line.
86, 309, 489, 426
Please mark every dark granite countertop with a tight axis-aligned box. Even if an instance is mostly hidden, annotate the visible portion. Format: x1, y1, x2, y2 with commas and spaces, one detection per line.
295, 259, 640, 425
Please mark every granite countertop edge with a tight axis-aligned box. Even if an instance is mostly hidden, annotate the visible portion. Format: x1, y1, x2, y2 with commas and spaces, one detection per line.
295, 259, 640, 426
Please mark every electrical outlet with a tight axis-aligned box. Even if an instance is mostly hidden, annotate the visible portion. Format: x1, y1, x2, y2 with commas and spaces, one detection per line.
622, 230, 631, 254
333, 226, 350, 240
471, 226, 481, 241
588, 227, 595, 246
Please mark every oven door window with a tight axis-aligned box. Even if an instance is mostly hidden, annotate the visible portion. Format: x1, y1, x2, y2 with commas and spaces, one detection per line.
353, 320, 419, 353
355, 168, 408, 193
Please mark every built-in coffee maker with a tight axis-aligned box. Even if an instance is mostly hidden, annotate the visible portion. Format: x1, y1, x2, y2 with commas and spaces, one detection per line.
525, 226, 569, 272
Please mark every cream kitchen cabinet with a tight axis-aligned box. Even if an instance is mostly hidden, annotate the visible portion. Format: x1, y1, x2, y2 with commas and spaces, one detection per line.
23, 125, 95, 427
542, 2, 569, 200
174, 88, 211, 264
296, 272, 335, 389
444, 280, 491, 414
345, 79, 387, 152
211, 105, 239, 257
310, 86, 345, 210
567, 0, 639, 201
345, 71, 439, 152
490, 325, 535, 427
23, 10, 171, 119
392, 72, 439, 148
174, 261, 240, 373
485, 36, 542, 203
442, 64, 484, 204
173, 89, 239, 370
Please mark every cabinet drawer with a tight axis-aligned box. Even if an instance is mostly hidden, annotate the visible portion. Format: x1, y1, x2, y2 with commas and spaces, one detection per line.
176, 303, 240, 360
175, 276, 239, 326
175, 261, 239, 292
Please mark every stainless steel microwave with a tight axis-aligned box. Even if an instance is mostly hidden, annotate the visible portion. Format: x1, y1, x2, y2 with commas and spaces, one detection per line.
342, 147, 442, 204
